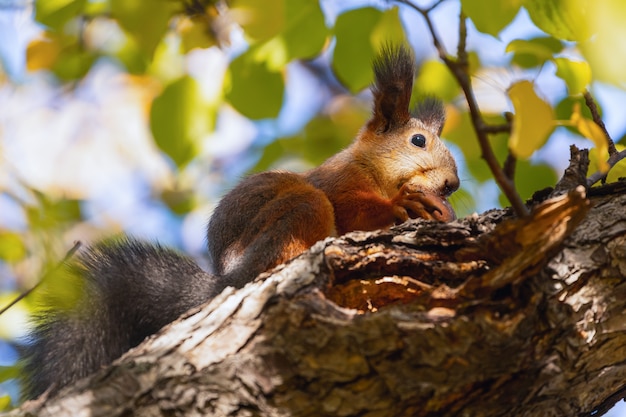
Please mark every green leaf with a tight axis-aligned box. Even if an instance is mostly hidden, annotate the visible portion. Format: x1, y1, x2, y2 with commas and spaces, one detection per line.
370, 6, 406, 48
553, 57, 591, 95
508, 80, 555, 159
499, 160, 557, 206
299, 116, 357, 165
150, 76, 213, 167
555, 96, 597, 136
253, 140, 287, 173
229, 0, 327, 72
150, 34, 186, 81
110, 0, 176, 59
40, 31, 98, 80
53, 47, 97, 81
443, 110, 509, 183
523, 0, 591, 41
281, 0, 328, 60
0, 231, 26, 263
462, 0, 522, 37
83, 0, 108, 17
253, 99, 367, 172
231, 0, 285, 42
333, 8, 381, 93
161, 188, 197, 215
333, 7, 406, 93
27, 194, 82, 230
178, 16, 217, 53
516, 161, 557, 199
35, 0, 87, 31
115, 38, 150, 75
0, 365, 19, 383
506, 37, 563, 68
226, 49, 285, 119
448, 187, 476, 219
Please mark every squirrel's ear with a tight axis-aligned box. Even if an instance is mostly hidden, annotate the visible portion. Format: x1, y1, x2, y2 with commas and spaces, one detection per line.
413, 97, 446, 136
367, 44, 415, 133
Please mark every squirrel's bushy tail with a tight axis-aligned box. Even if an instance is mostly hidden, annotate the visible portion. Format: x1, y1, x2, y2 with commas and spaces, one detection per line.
21, 238, 216, 399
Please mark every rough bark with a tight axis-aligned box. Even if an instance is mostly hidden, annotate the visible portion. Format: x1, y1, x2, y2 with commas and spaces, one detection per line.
11, 178, 626, 417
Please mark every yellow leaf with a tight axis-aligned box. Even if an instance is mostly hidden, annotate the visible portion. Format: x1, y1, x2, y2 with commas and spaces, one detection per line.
413, 59, 460, 102
0, 231, 26, 262
508, 80, 555, 159
0, 394, 11, 411
581, 0, 626, 85
588, 145, 625, 181
570, 102, 609, 172
26, 36, 60, 71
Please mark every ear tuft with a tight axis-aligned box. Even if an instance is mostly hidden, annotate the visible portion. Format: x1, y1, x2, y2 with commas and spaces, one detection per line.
413, 97, 446, 135
368, 44, 416, 133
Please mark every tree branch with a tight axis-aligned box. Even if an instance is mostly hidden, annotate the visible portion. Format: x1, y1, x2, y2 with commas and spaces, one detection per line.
583, 89, 616, 155
482, 123, 512, 134
503, 153, 516, 181
587, 148, 626, 187
13, 180, 626, 417
397, 0, 529, 217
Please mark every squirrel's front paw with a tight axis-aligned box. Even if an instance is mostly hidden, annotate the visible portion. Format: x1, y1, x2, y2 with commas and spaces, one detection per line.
392, 185, 456, 223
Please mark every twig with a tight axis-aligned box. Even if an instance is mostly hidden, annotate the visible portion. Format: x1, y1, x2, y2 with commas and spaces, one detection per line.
396, 0, 449, 58
425, 0, 446, 13
456, 11, 468, 67
503, 153, 517, 181
583, 90, 616, 155
397, 0, 529, 217
476, 123, 511, 134
587, 149, 626, 187
0, 241, 82, 316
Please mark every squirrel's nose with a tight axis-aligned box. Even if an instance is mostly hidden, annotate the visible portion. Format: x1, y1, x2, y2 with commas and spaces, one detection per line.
442, 176, 460, 197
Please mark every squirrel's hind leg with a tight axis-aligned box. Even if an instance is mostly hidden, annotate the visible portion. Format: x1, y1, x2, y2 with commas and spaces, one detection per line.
210, 174, 335, 293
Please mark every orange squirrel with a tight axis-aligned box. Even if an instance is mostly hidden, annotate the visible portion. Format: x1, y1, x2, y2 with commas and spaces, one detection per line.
208, 45, 459, 291
22, 44, 459, 399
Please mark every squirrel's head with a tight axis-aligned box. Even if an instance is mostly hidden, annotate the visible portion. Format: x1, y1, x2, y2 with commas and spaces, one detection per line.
359, 44, 459, 211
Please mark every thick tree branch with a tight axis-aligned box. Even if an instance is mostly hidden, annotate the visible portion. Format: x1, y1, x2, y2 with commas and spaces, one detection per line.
11, 178, 626, 417
553, 145, 589, 195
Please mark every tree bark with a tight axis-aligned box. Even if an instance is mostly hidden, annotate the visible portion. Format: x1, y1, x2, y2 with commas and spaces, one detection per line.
11, 178, 626, 417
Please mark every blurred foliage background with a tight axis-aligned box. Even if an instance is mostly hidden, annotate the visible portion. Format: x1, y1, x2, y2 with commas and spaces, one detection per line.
1, 0, 626, 408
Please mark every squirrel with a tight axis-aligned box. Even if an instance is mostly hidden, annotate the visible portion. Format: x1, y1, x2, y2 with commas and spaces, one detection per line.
21, 44, 459, 400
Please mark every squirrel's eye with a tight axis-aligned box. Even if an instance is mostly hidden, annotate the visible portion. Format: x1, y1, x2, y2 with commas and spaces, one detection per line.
410, 134, 426, 148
